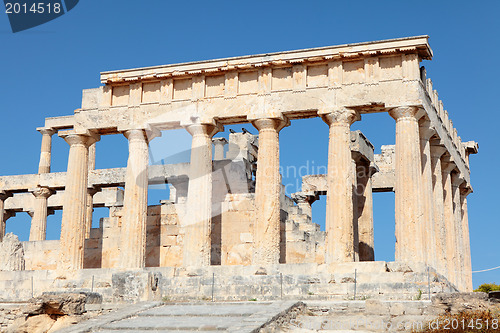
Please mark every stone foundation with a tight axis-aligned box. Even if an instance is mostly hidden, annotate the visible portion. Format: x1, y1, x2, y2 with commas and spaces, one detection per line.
0, 262, 456, 303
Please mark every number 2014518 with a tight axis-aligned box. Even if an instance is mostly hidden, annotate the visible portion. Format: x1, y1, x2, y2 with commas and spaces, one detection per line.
5, 2, 61, 14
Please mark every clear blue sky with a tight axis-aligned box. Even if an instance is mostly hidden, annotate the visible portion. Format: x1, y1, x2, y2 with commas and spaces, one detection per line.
1, 0, 498, 288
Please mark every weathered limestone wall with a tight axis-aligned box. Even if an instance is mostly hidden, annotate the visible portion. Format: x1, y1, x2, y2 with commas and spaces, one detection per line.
0, 262, 457, 303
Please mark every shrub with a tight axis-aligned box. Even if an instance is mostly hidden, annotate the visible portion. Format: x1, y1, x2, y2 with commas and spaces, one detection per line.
475, 283, 500, 293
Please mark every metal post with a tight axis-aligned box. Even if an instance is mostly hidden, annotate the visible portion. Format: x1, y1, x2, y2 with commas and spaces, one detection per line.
92, 275, 95, 293
354, 269, 357, 300
280, 273, 283, 300
211, 273, 215, 302
427, 266, 431, 300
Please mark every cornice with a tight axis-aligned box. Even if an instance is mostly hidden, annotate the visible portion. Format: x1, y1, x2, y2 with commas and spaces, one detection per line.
100, 36, 432, 84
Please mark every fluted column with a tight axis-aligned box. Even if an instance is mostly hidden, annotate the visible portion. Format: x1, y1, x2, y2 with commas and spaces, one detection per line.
29, 187, 53, 241
85, 143, 97, 238
252, 118, 288, 265
419, 120, 436, 267
451, 172, 465, 290
33, 128, 56, 239
85, 187, 99, 238
430, 145, 448, 276
38, 128, 56, 174
212, 137, 227, 161
442, 161, 457, 286
357, 162, 376, 261
0, 191, 12, 242
460, 187, 473, 291
389, 106, 425, 262
120, 129, 150, 269
58, 133, 99, 271
322, 109, 360, 263
183, 123, 220, 267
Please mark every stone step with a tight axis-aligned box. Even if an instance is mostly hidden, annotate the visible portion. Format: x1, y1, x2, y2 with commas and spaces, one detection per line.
56, 301, 304, 333
281, 300, 437, 332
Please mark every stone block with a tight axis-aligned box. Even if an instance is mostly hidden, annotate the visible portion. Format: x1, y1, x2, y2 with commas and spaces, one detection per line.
239, 233, 253, 243
161, 236, 177, 246
162, 224, 179, 236
365, 300, 390, 315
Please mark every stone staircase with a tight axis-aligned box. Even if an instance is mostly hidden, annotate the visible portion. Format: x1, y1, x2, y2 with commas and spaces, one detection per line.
281, 300, 436, 332
55, 301, 304, 333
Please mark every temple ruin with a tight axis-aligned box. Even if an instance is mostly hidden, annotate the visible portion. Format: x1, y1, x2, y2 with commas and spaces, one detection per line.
0, 36, 478, 301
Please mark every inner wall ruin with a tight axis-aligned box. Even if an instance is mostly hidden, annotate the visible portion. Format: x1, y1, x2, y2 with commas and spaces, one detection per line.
0, 36, 478, 301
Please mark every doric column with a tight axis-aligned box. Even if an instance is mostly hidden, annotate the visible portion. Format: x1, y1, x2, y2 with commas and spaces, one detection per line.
29, 187, 53, 241
58, 133, 100, 271
0, 191, 12, 242
389, 106, 425, 262
85, 143, 97, 238
322, 109, 360, 263
356, 162, 376, 262
251, 118, 288, 265
38, 128, 56, 174
441, 161, 457, 286
351, 158, 360, 262
451, 172, 465, 290
85, 187, 99, 238
212, 137, 228, 161
419, 120, 436, 267
120, 129, 150, 269
460, 187, 473, 291
430, 144, 448, 276
183, 123, 221, 267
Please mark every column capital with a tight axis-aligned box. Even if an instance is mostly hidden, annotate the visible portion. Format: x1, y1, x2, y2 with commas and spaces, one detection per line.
0, 191, 12, 201
186, 122, 223, 138
30, 187, 53, 199
451, 172, 465, 188
212, 137, 228, 145
124, 128, 148, 142
460, 185, 473, 197
291, 192, 318, 205
388, 106, 423, 121
321, 109, 360, 126
441, 160, 457, 174
37, 127, 56, 136
430, 144, 447, 159
419, 119, 436, 141
62, 132, 100, 147
368, 162, 379, 177
251, 117, 290, 132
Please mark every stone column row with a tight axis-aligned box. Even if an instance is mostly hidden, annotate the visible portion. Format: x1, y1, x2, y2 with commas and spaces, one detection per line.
29, 128, 56, 241
419, 120, 437, 267
388, 106, 473, 292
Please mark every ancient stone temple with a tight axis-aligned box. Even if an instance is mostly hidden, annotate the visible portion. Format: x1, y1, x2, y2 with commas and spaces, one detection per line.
0, 36, 478, 301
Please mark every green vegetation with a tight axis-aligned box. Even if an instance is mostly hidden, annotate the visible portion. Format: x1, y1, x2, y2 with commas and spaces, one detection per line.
474, 283, 500, 293
415, 289, 423, 300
